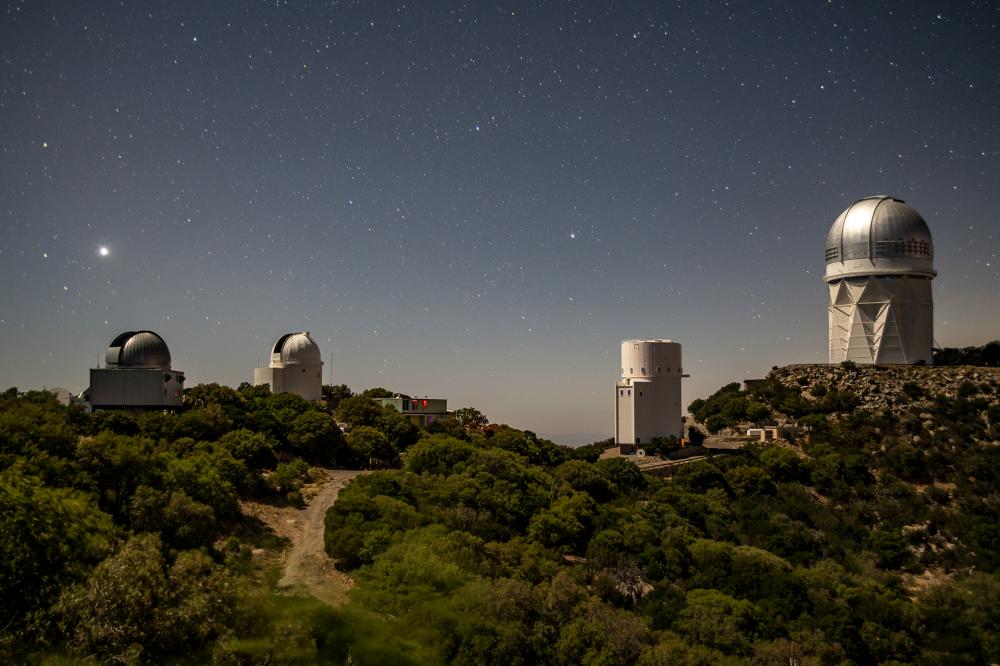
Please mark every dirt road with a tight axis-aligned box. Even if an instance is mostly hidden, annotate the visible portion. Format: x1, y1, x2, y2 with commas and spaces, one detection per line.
276, 468, 366, 607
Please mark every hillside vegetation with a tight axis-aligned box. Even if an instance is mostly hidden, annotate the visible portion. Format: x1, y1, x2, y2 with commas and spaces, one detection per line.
324, 365, 1000, 665
2, 363, 1000, 664
0, 383, 483, 663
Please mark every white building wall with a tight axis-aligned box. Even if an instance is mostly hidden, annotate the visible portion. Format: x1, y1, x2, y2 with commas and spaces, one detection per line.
615, 384, 635, 444
254, 364, 321, 401
615, 340, 684, 444
280, 363, 323, 401
89, 368, 184, 409
253, 367, 280, 393
828, 275, 933, 364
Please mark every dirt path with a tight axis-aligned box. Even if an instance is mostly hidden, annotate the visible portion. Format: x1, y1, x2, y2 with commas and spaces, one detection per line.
276, 468, 366, 607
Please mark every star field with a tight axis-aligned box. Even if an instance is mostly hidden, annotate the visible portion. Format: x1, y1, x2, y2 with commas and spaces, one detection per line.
1, 1, 998, 442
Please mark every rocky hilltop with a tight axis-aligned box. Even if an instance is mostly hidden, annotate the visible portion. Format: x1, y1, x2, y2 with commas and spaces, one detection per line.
770, 363, 1000, 422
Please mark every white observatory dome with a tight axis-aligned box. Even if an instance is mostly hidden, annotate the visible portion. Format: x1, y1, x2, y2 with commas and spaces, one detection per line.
270, 332, 321, 367
824, 196, 935, 282
105, 330, 172, 369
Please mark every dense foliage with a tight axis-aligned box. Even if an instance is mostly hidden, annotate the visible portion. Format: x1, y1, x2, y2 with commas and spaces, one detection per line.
324, 376, 1000, 665
3, 367, 1000, 664
0, 384, 437, 662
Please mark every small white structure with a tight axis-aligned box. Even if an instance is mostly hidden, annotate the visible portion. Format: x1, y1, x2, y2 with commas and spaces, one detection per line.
824, 196, 936, 364
615, 339, 685, 448
254, 332, 323, 401
89, 330, 185, 411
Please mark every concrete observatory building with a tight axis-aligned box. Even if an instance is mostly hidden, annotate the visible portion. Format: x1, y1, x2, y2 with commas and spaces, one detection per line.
254, 332, 323, 401
824, 196, 936, 364
89, 330, 185, 410
615, 339, 685, 449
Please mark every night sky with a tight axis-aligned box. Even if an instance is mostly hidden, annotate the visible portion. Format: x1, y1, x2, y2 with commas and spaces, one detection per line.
2, 1, 998, 443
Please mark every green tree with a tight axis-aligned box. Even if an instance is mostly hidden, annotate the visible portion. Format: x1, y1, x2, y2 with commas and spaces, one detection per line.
554, 460, 614, 501
404, 435, 477, 475
185, 382, 242, 409
272, 458, 311, 493
288, 410, 345, 465
362, 387, 397, 399
0, 394, 78, 460
217, 428, 277, 469
54, 534, 245, 661
528, 491, 597, 551
348, 426, 397, 468
128, 486, 218, 550
594, 458, 647, 495
174, 403, 233, 441
322, 383, 353, 411
554, 598, 651, 665
453, 407, 489, 431
758, 446, 807, 482
335, 395, 383, 427
677, 589, 760, 654
0, 466, 114, 628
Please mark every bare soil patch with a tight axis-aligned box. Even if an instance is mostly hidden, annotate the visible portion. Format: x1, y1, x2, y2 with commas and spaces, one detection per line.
241, 469, 366, 607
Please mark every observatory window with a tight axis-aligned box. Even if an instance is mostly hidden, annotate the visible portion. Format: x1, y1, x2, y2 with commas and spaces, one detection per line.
825, 247, 840, 262
634, 344, 639, 349
619, 390, 623, 396
657, 367, 661, 373
874, 240, 933, 258
639, 391, 643, 396
641, 367, 646, 375
630, 368, 633, 374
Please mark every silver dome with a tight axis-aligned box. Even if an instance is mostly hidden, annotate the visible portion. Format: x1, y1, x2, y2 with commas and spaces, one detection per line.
824, 196, 935, 281
106, 330, 172, 369
270, 331, 322, 366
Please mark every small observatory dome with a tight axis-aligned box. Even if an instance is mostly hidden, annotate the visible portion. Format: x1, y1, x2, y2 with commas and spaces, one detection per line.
270, 332, 322, 367
824, 195, 935, 282
105, 331, 172, 369
256, 331, 324, 401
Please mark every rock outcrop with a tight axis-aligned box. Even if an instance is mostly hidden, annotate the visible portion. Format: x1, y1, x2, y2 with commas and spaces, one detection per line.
769, 364, 1000, 421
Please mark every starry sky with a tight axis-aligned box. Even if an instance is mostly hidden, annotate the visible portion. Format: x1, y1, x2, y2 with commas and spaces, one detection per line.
2, 1, 998, 443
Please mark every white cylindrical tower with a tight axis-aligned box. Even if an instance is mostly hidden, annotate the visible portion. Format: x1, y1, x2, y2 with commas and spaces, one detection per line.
615, 339, 684, 446
824, 196, 936, 364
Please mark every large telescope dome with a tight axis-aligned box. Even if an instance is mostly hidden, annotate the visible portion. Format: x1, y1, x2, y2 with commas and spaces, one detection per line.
105, 331, 172, 369
823, 195, 936, 365
824, 195, 935, 282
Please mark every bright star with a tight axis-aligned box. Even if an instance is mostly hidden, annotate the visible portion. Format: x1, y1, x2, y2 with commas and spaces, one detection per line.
98, 245, 110, 257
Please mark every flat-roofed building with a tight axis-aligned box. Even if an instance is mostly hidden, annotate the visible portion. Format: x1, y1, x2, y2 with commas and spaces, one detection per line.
374, 396, 448, 427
